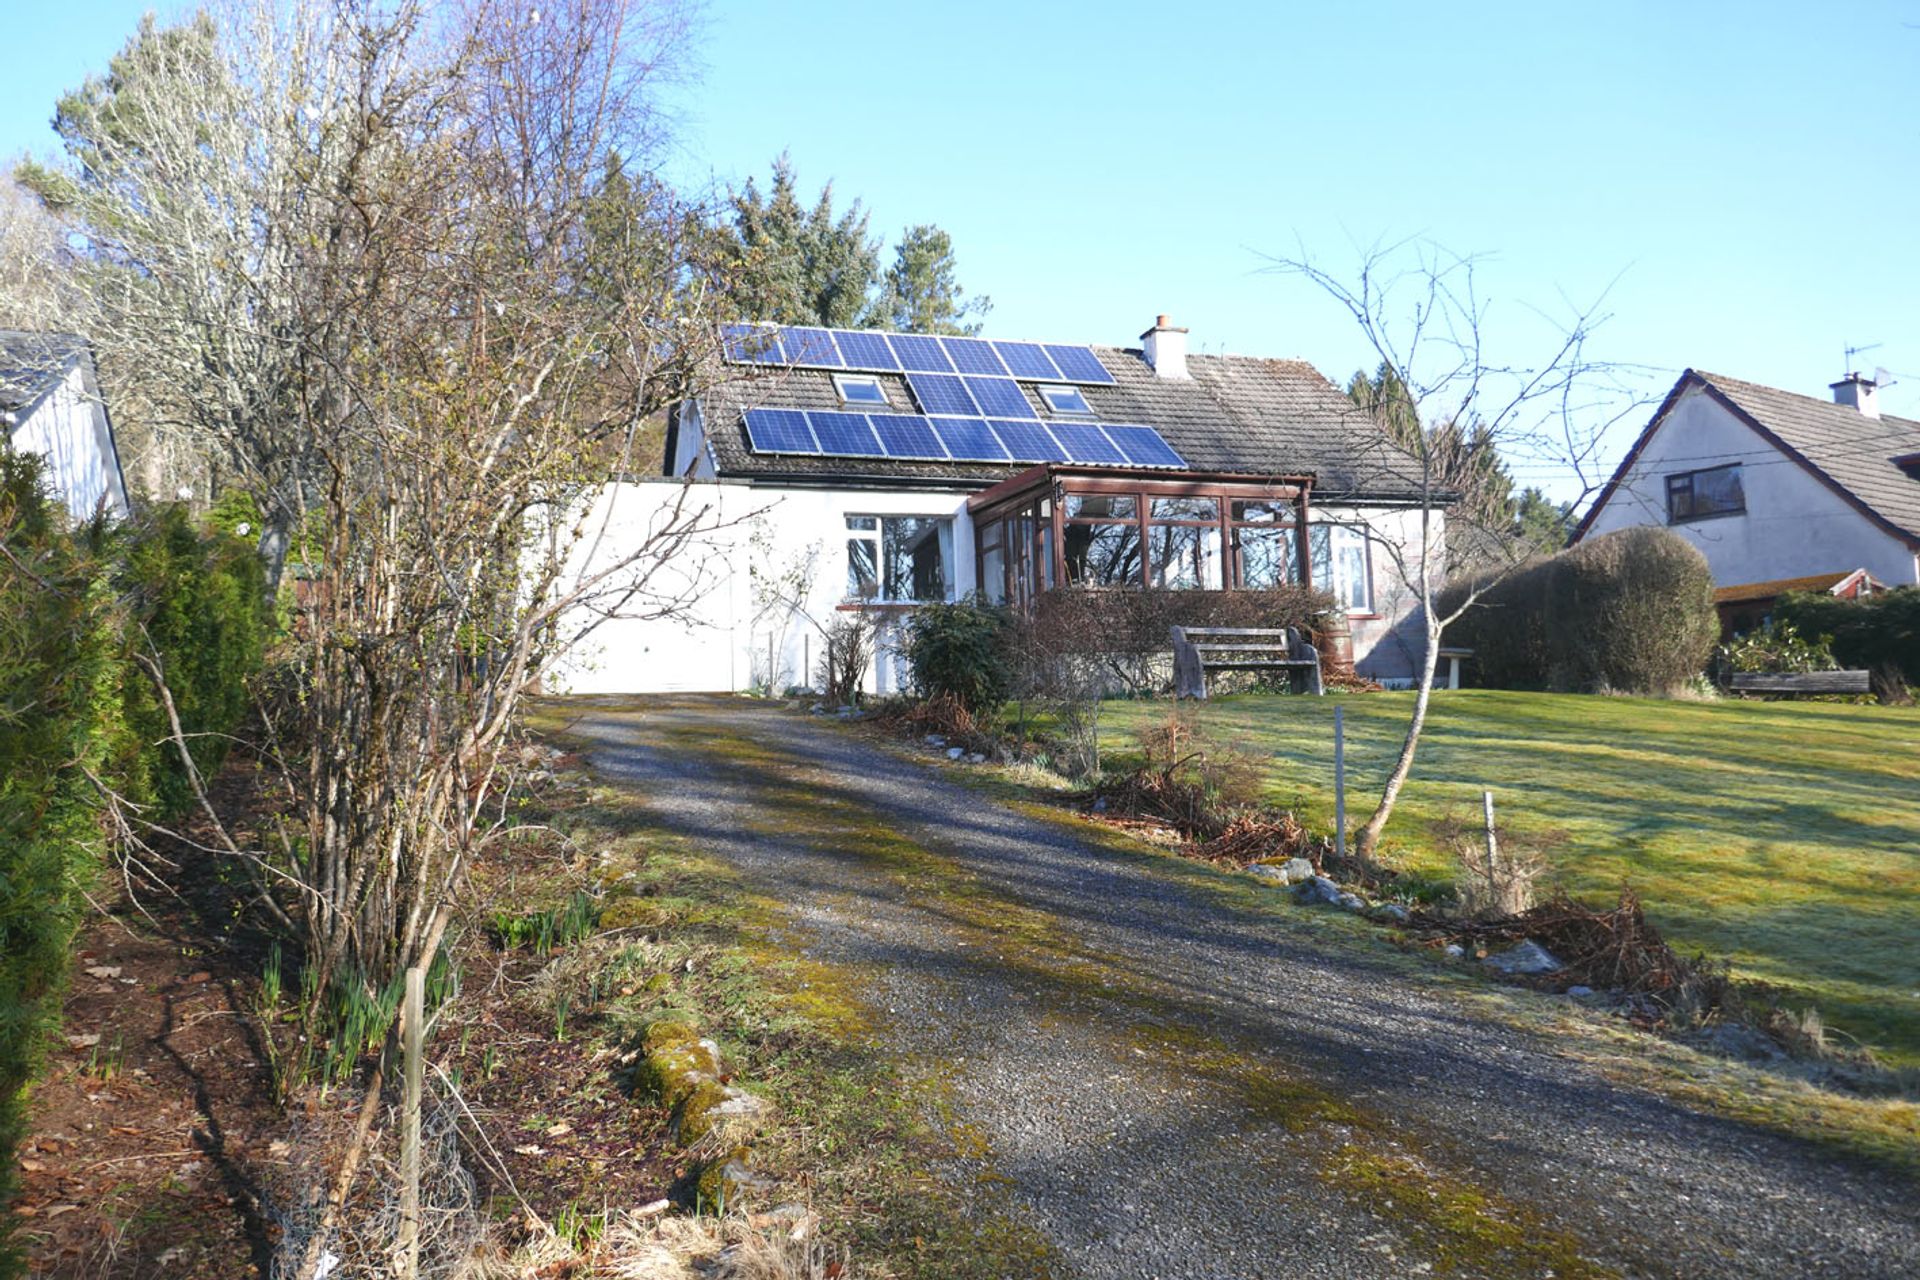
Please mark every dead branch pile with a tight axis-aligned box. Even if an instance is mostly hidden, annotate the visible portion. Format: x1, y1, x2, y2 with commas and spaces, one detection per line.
1426, 887, 1730, 1012
874, 692, 1004, 759
1195, 811, 1319, 865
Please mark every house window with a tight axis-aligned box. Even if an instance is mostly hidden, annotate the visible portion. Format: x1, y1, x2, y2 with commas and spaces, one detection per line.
1147, 496, 1222, 589
1232, 499, 1298, 589
833, 374, 889, 408
1037, 384, 1093, 416
1063, 493, 1141, 587
1666, 464, 1744, 523
846, 515, 953, 602
1310, 524, 1373, 613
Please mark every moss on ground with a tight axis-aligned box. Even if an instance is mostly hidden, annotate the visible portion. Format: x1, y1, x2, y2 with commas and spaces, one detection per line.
659, 717, 1619, 1278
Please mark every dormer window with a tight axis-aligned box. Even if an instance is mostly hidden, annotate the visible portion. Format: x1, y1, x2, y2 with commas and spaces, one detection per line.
1038, 384, 1093, 416
834, 374, 889, 408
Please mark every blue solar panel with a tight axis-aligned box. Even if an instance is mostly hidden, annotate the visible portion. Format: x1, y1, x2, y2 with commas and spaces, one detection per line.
992, 341, 1061, 380
742, 408, 817, 454
988, 420, 1070, 463
1049, 422, 1126, 464
888, 332, 955, 373
1102, 424, 1186, 468
940, 337, 1006, 375
780, 327, 842, 367
723, 324, 784, 364
833, 329, 899, 370
806, 411, 884, 456
1043, 344, 1114, 384
869, 413, 946, 460
906, 372, 980, 416
929, 417, 1011, 462
963, 376, 1037, 419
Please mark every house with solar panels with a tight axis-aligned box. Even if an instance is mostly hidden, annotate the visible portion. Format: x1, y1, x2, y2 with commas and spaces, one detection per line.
548, 315, 1438, 694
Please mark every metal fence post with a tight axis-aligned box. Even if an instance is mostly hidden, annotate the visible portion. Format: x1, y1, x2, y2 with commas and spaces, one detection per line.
1334, 705, 1346, 864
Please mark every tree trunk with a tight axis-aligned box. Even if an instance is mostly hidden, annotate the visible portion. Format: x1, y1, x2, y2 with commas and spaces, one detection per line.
1354, 599, 1445, 862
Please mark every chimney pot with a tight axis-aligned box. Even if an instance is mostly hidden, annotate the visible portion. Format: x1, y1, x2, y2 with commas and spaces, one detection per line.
1141, 314, 1190, 380
1830, 372, 1880, 419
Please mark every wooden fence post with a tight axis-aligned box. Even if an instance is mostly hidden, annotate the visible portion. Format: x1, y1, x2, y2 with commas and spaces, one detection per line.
398, 966, 424, 1280
1334, 705, 1346, 865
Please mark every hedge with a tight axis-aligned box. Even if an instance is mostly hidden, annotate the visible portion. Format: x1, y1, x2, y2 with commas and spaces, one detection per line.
0, 469, 270, 1275
1442, 526, 1718, 695
1775, 587, 1920, 689
0, 454, 123, 1277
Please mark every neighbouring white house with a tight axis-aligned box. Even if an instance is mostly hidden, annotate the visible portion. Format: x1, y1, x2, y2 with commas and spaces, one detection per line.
1576, 369, 1920, 612
1, 330, 129, 520
548, 316, 1441, 696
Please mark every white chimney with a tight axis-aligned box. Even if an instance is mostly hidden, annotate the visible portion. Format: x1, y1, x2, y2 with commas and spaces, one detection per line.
1830, 372, 1880, 418
1141, 313, 1189, 380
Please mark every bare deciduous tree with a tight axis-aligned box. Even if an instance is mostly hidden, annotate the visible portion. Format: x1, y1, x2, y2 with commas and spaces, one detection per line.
18, 4, 727, 1265
1268, 239, 1649, 861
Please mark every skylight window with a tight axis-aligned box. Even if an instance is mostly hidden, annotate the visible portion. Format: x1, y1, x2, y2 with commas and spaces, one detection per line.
1038, 384, 1093, 416
833, 373, 889, 408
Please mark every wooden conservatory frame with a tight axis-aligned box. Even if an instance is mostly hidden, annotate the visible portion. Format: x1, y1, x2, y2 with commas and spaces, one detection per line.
966, 465, 1315, 610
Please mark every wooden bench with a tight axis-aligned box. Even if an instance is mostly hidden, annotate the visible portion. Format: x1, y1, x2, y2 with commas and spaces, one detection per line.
1170, 626, 1323, 699
1728, 670, 1871, 697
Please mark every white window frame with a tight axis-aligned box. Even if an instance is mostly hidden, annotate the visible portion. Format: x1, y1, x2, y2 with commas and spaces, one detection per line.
1037, 384, 1094, 416
833, 373, 890, 408
844, 513, 955, 604
1310, 523, 1374, 614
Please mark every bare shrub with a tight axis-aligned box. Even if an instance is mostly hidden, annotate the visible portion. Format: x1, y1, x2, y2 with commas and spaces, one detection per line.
1433, 811, 1552, 919
816, 614, 877, 707
270, 1083, 483, 1280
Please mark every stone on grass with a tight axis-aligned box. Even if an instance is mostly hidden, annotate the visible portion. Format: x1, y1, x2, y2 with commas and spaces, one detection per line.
1280, 857, 1316, 884
924, 734, 946, 746
1247, 864, 1292, 885
947, 746, 966, 760
1338, 893, 1367, 912
1443, 943, 1466, 959
1367, 903, 1411, 924
1565, 985, 1595, 999
966, 752, 987, 764
1481, 939, 1564, 975
1294, 875, 1344, 906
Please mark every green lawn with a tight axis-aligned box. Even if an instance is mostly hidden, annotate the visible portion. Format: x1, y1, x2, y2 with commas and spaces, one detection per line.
1100, 691, 1920, 1066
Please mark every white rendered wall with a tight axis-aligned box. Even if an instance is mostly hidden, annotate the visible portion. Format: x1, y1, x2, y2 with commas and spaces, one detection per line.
1584, 385, 1919, 587
1322, 504, 1440, 687
547, 479, 978, 695
8, 365, 128, 520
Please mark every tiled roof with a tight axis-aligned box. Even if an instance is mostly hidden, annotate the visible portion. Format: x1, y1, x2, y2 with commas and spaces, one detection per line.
695, 341, 1430, 501
1693, 371, 1920, 542
0, 330, 88, 419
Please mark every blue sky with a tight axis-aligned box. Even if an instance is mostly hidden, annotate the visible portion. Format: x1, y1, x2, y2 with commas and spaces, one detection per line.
7, 2, 1919, 496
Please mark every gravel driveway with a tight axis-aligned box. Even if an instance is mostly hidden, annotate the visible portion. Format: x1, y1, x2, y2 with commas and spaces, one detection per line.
569, 696, 1918, 1280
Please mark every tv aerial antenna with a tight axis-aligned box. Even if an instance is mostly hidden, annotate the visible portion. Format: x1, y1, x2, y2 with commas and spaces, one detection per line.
1844, 340, 1881, 375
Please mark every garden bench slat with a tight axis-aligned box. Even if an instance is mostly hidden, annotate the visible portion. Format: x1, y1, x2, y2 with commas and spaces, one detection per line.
1728, 670, 1870, 695
1170, 625, 1323, 700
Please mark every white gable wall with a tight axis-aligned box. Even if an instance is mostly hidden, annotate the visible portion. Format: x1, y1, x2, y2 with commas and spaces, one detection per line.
8, 364, 129, 520
1583, 384, 1919, 587
547, 478, 980, 695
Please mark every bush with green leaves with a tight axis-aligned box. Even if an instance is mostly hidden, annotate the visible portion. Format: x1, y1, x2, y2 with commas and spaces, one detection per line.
1717, 619, 1838, 675
1443, 527, 1718, 695
116, 502, 268, 818
1776, 587, 1919, 689
0, 453, 123, 1276
903, 597, 1015, 712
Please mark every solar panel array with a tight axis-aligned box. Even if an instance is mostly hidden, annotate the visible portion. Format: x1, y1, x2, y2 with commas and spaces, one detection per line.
722, 323, 1117, 385
743, 409, 1186, 469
